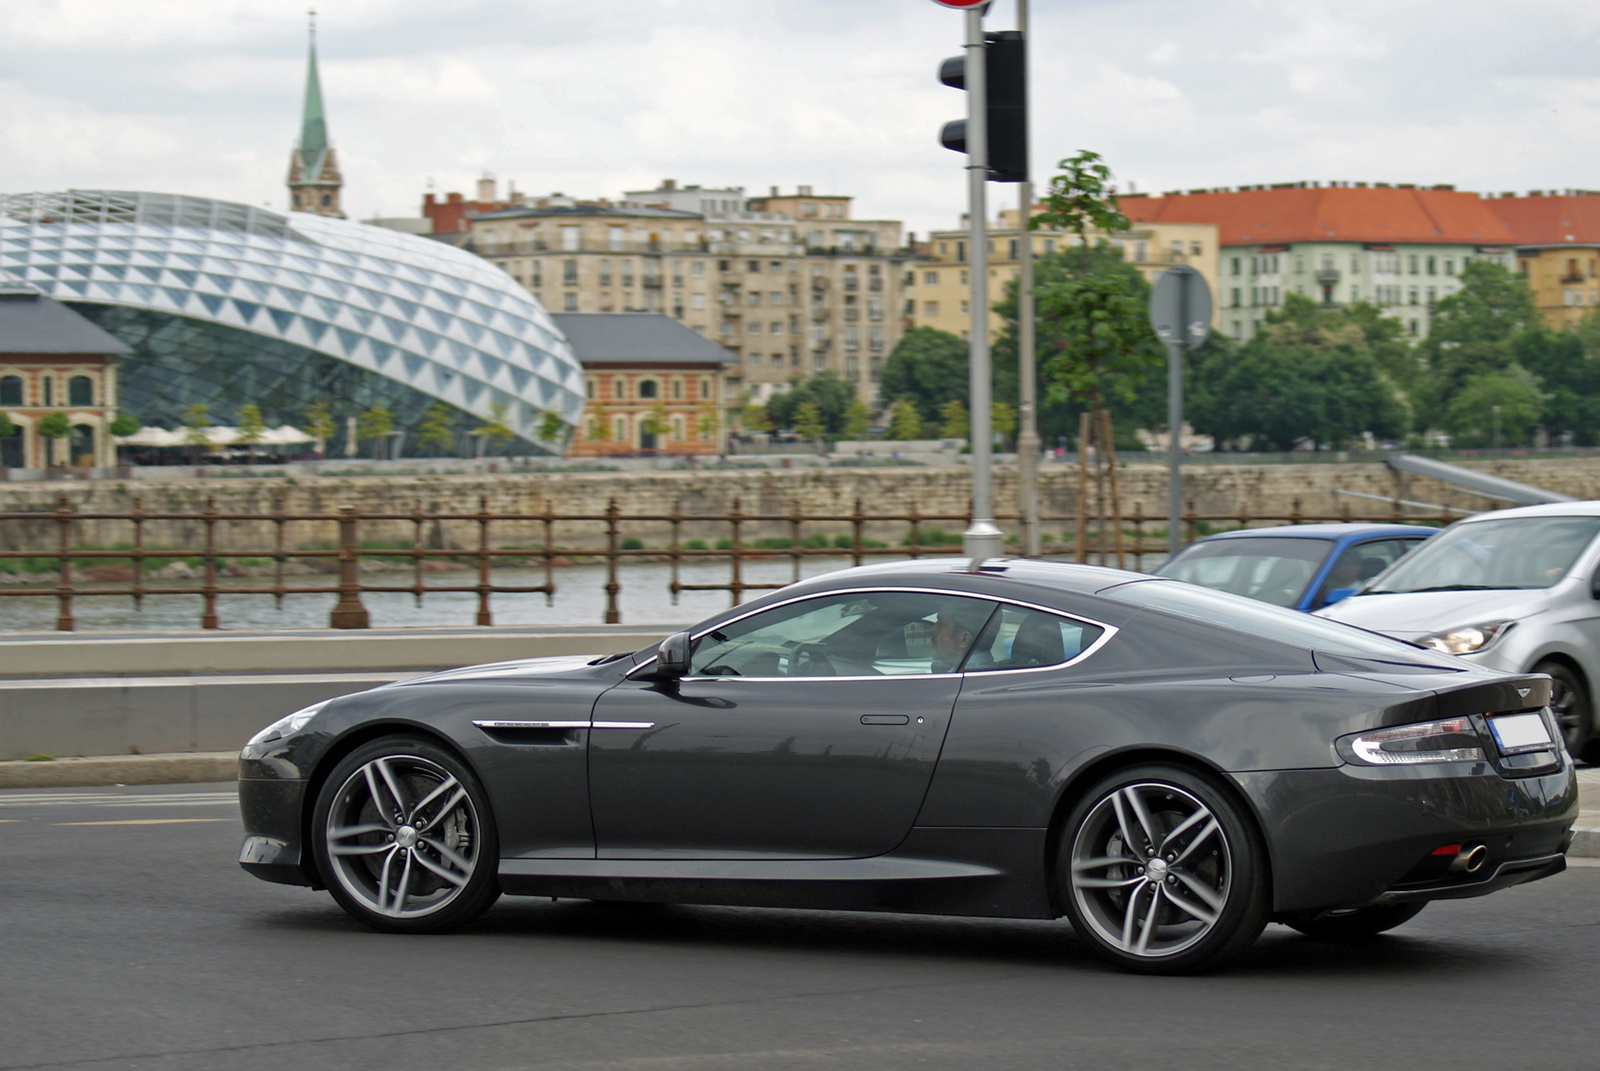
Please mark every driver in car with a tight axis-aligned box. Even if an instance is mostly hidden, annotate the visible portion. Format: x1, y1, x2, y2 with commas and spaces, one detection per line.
930, 603, 992, 673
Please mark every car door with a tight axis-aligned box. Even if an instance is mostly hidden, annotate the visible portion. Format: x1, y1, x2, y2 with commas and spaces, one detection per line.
587, 589, 998, 859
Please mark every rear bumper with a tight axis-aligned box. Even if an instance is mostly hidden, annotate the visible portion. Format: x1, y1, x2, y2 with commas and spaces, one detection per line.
1235, 760, 1578, 914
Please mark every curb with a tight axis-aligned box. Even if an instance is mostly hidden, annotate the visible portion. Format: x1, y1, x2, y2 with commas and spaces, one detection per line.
0, 752, 236, 789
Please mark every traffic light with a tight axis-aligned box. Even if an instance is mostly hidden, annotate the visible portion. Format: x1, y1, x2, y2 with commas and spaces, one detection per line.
938, 30, 1028, 183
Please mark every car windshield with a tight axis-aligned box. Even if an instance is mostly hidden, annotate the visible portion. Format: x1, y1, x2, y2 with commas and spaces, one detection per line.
1102, 578, 1432, 659
1155, 536, 1332, 607
1364, 515, 1600, 594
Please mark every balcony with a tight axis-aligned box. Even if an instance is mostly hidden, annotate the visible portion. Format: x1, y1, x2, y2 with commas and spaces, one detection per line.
1315, 268, 1341, 285
842, 279, 860, 292
811, 309, 830, 322
641, 276, 663, 289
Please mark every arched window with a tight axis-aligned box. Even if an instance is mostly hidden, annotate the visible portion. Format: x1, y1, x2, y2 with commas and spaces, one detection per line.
69, 376, 92, 406
614, 415, 629, 443
671, 414, 685, 441
613, 377, 625, 400
69, 424, 95, 465
0, 376, 20, 406
639, 379, 658, 399
321, 194, 331, 207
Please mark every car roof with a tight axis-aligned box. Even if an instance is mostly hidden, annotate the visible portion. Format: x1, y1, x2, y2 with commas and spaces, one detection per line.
1193, 523, 1438, 540
779, 556, 1149, 597
1456, 500, 1600, 521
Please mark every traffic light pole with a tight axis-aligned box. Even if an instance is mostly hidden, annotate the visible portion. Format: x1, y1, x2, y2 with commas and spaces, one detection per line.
962, 6, 1003, 562
1014, 0, 1039, 557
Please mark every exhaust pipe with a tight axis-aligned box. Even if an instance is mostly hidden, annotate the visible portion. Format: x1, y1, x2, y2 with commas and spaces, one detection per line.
1449, 844, 1489, 874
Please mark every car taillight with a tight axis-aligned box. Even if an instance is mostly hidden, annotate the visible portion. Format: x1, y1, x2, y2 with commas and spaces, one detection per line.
1348, 717, 1485, 765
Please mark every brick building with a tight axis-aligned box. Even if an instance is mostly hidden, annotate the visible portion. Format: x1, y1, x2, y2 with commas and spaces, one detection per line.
0, 286, 129, 469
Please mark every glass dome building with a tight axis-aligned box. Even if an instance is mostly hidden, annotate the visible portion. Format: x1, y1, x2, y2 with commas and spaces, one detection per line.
0, 190, 585, 454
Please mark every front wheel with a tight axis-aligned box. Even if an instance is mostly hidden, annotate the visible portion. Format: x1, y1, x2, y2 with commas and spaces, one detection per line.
1059, 765, 1269, 974
311, 736, 500, 933
1283, 902, 1425, 941
1533, 661, 1592, 759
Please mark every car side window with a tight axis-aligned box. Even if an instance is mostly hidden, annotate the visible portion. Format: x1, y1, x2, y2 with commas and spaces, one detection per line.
1318, 538, 1416, 604
963, 605, 1105, 672
689, 591, 998, 678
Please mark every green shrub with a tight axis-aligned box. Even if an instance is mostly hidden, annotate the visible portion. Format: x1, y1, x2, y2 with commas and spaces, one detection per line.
903, 526, 961, 547
683, 538, 708, 551
801, 533, 830, 549
620, 536, 644, 551
715, 537, 732, 550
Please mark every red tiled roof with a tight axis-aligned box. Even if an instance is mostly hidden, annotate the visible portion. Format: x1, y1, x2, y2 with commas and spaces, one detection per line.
1483, 194, 1600, 246
1117, 186, 1514, 247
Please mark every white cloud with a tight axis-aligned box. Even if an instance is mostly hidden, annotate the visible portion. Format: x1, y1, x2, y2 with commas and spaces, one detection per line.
3, 0, 1600, 237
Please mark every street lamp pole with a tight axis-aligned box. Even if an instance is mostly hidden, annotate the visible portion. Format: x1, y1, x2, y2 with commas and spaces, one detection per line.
1014, 0, 1040, 557
961, 4, 1003, 561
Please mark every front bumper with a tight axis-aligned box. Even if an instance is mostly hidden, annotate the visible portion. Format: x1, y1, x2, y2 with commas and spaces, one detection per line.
1235, 759, 1578, 914
238, 755, 316, 887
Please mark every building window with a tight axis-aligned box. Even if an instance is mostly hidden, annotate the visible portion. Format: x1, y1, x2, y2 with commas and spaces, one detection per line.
772, 354, 784, 366
0, 376, 22, 406
1408, 287, 1419, 305
1230, 257, 1241, 276
959, 300, 970, 315
924, 301, 939, 317
531, 261, 541, 287
639, 380, 657, 400
622, 261, 634, 286
613, 377, 626, 400
749, 321, 762, 334
585, 379, 595, 399
700, 378, 711, 398
844, 326, 859, 349
692, 261, 705, 276
923, 270, 938, 285
691, 293, 706, 309
1426, 287, 1436, 305
771, 321, 784, 334
608, 226, 624, 251
748, 353, 761, 366
561, 225, 580, 252
1191, 241, 1202, 256
1231, 321, 1242, 339
1426, 256, 1437, 275
563, 293, 578, 312
1409, 320, 1419, 335
1408, 255, 1419, 274
770, 290, 784, 305
1230, 288, 1241, 308
599, 260, 612, 285
562, 259, 578, 285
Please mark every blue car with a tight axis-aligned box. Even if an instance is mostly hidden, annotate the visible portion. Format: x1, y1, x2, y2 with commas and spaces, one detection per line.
1154, 523, 1438, 612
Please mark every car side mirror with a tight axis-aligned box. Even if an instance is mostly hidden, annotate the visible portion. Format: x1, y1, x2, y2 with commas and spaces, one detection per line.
1321, 587, 1356, 609
653, 630, 692, 680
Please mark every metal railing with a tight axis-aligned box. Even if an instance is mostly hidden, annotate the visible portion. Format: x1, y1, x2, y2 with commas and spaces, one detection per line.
0, 495, 1456, 631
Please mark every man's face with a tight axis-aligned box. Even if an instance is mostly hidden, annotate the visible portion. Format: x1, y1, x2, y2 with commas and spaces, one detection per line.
930, 613, 972, 663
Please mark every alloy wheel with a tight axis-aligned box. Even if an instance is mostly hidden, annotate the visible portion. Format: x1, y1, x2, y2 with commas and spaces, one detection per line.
323, 754, 482, 921
1069, 781, 1232, 960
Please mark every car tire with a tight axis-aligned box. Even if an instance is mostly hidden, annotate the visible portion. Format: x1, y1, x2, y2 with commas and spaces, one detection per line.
1283, 902, 1425, 941
311, 735, 500, 933
1058, 764, 1270, 975
1533, 660, 1592, 760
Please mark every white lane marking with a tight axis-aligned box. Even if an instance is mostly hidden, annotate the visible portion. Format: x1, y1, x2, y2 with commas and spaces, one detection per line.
0, 792, 236, 808
53, 818, 231, 827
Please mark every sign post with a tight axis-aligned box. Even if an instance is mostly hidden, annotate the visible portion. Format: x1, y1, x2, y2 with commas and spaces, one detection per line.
1148, 265, 1211, 555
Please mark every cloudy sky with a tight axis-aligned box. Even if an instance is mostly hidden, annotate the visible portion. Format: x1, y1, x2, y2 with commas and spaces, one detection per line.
4, 0, 1600, 238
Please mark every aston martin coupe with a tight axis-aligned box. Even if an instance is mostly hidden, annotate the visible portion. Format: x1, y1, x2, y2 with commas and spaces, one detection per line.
239, 558, 1578, 973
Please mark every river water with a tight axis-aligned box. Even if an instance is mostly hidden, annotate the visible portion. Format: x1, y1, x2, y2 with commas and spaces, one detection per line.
1, 558, 866, 632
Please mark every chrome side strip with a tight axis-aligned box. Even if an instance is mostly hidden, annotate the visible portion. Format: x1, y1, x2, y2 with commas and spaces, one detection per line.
473, 720, 590, 730
592, 721, 655, 730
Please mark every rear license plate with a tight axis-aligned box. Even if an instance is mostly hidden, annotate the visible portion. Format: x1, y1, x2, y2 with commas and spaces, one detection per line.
1487, 712, 1553, 751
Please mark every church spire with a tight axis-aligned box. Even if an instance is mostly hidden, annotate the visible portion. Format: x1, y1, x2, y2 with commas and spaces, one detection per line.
287, 8, 344, 217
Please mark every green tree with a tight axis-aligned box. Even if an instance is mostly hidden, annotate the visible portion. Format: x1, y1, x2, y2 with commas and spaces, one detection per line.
1422, 261, 1540, 416
473, 399, 514, 456
695, 402, 721, 447
886, 398, 923, 441
1444, 370, 1544, 447
879, 327, 969, 427
764, 371, 857, 437
938, 398, 969, 440
37, 411, 70, 466
415, 402, 457, 456
537, 408, 568, 446
640, 398, 669, 450
841, 399, 872, 440
357, 404, 394, 459
108, 411, 139, 438
792, 399, 825, 443
992, 401, 1018, 447
303, 401, 335, 457
1032, 149, 1131, 270
180, 403, 212, 451
234, 403, 266, 462
0, 410, 17, 440
588, 402, 613, 444
1513, 327, 1600, 445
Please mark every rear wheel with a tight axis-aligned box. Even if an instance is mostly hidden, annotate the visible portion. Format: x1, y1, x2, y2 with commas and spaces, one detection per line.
311, 736, 500, 933
1533, 660, 1592, 759
1059, 765, 1269, 974
1284, 902, 1425, 940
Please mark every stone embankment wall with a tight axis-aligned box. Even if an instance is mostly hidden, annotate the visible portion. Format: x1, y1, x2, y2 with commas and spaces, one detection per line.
2, 458, 1598, 552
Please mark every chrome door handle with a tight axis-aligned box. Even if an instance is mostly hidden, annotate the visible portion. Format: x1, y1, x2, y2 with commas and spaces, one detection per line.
860, 714, 910, 725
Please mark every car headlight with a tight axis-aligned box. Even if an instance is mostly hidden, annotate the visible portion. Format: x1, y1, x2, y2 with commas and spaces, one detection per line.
1346, 717, 1485, 765
1420, 621, 1512, 655
246, 701, 328, 746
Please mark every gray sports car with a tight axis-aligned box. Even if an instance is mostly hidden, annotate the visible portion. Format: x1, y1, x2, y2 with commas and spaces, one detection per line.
239, 559, 1578, 973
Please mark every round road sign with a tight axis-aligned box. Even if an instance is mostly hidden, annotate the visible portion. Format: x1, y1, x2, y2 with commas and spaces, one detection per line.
1148, 264, 1212, 349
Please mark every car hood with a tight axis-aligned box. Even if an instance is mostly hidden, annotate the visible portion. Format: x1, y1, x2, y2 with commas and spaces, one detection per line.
400, 654, 611, 685
1316, 588, 1551, 639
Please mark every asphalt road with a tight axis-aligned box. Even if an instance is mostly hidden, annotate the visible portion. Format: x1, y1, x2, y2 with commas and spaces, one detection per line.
2, 783, 1596, 1071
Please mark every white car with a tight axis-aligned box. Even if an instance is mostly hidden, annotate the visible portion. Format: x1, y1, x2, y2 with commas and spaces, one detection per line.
1317, 501, 1600, 759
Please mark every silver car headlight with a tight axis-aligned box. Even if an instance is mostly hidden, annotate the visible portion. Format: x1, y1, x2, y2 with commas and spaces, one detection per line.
246, 701, 329, 746
1420, 621, 1513, 655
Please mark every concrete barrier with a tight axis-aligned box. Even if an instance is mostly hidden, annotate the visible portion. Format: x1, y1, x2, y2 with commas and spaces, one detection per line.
0, 625, 671, 762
